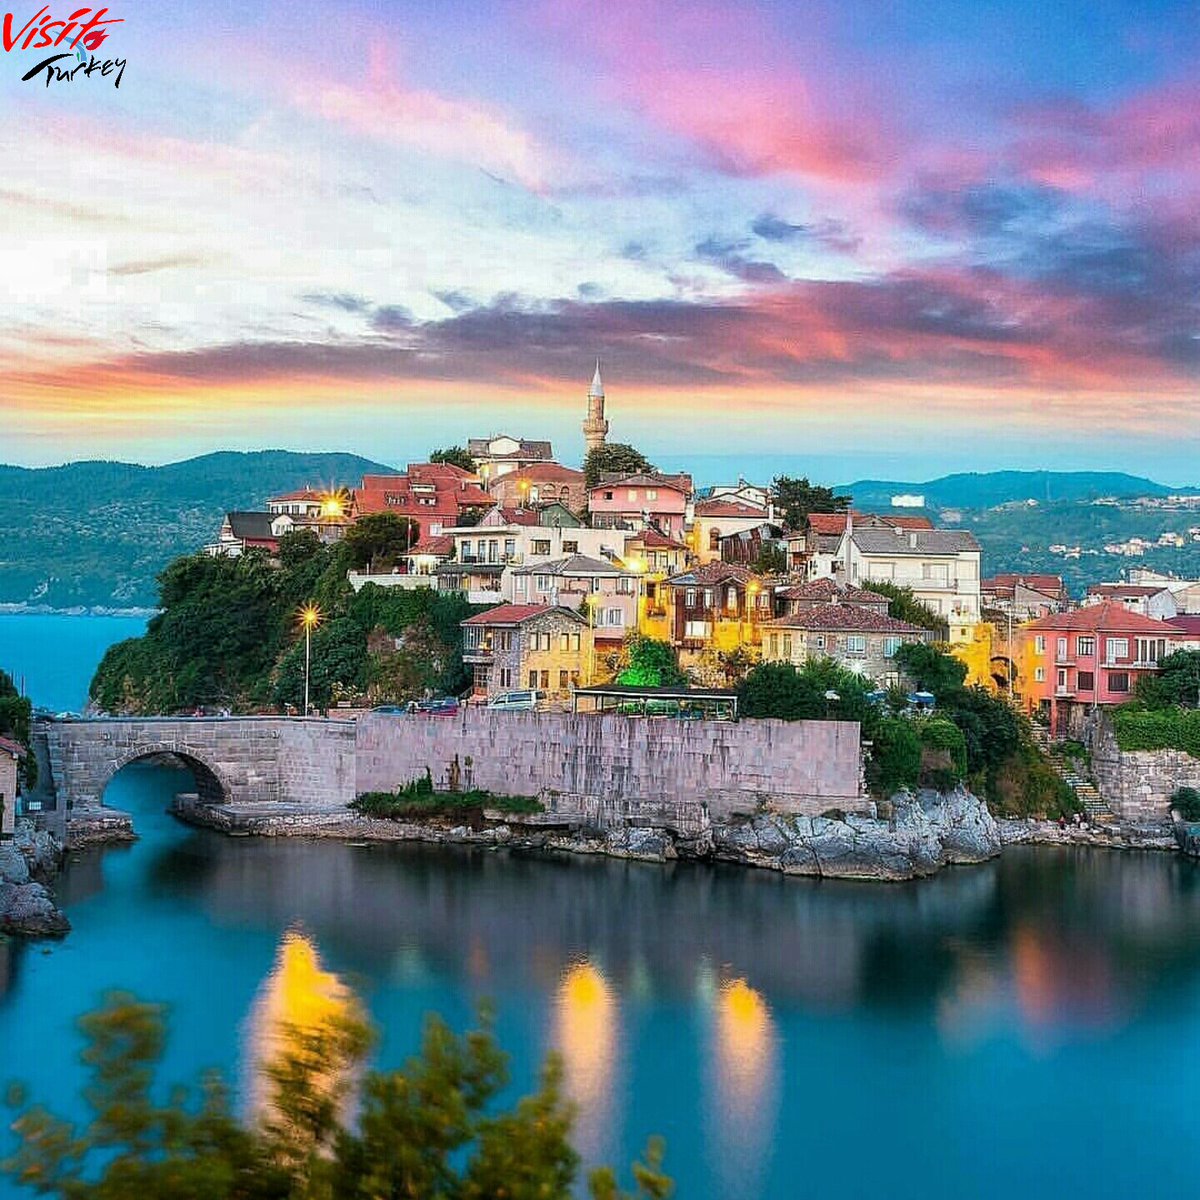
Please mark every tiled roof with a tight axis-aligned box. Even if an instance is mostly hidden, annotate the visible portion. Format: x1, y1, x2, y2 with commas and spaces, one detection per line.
1168, 615, 1200, 638
591, 472, 691, 495
268, 487, 325, 503
226, 512, 276, 540
489, 462, 583, 486
468, 437, 553, 460
461, 603, 587, 627
0, 734, 25, 758
1086, 583, 1169, 597
983, 573, 1065, 594
512, 555, 627, 576
852, 528, 980, 555
694, 499, 767, 518
766, 604, 928, 634
1024, 601, 1188, 635
630, 528, 688, 550
806, 511, 934, 535
407, 535, 454, 556
778, 579, 890, 604
665, 561, 761, 587
493, 506, 542, 526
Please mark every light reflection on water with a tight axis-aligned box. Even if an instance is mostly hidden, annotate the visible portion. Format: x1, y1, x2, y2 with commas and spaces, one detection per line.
5, 756, 1200, 1199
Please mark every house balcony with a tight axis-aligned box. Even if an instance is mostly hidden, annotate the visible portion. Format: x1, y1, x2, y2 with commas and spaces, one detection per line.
1054, 686, 1075, 698
463, 645, 495, 664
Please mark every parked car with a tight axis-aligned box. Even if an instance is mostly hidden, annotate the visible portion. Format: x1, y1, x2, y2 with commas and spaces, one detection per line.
487, 689, 546, 712
416, 697, 460, 717
371, 705, 410, 715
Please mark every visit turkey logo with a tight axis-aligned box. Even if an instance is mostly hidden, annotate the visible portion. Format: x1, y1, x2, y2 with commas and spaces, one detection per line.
3, 6, 127, 88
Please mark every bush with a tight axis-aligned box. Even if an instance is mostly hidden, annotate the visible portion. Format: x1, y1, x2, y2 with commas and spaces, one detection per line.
352, 774, 542, 820
1113, 707, 1200, 758
1172, 786, 1200, 821
867, 717, 921, 796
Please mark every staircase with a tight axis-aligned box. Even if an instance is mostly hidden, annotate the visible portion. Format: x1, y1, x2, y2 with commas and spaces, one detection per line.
1043, 738, 1113, 821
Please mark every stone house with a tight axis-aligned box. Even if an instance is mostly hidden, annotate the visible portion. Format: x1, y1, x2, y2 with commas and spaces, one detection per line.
507, 556, 639, 651
662, 562, 771, 664
487, 462, 587, 514
461, 604, 593, 701
0, 735, 22, 840
761, 604, 932, 685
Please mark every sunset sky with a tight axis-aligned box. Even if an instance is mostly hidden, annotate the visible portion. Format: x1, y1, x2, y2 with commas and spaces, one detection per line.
2, 0, 1198, 482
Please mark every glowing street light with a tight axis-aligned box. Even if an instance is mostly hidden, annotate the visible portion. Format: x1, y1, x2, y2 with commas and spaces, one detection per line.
299, 603, 322, 716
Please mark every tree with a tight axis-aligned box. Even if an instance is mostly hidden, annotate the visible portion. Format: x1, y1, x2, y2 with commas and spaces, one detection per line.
3, 991, 672, 1200
343, 513, 422, 573
616, 635, 687, 687
0, 669, 35, 788
860, 580, 944, 633
752, 544, 788, 575
583, 443, 655, 490
430, 446, 478, 473
1136, 650, 1200, 709
273, 617, 369, 711
771, 475, 849, 531
893, 641, 968, 695
737, 659, 876, 725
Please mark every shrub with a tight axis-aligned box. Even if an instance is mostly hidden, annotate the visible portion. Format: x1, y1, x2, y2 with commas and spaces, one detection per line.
1171, 786, 1200, 821
1113, 707, 1200, 758
352, 774, 542, 820
867, 717, 921, 796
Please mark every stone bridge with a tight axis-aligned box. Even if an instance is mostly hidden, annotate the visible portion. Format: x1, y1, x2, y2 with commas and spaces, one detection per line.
29, 717, 357, 816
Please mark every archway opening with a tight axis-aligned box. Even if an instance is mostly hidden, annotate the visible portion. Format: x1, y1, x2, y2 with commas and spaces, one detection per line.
100, 751, 229, 830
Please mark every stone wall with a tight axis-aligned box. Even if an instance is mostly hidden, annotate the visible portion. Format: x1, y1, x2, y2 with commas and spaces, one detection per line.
1091, 717, 1200, 821
0, 751, 15, 839
355, 708, 863, 829
31, 718, 357, 813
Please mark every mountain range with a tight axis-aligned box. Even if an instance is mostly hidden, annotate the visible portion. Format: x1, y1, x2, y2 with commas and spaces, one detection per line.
1, 455, 1196, 609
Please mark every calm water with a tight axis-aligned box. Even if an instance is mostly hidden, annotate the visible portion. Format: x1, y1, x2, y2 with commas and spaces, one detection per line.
4, 615, 1200, 1198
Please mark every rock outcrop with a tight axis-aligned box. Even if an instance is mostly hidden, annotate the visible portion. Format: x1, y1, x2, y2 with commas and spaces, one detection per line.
0, 820, 70, 937
711, 787, 1000, 881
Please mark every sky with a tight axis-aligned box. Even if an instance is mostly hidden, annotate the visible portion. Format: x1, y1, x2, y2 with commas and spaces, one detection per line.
1, 0, 1198, 483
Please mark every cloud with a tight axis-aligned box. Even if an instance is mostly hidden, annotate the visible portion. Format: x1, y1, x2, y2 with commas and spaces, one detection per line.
694, 235, 787, 284
751, 212, 862, 253
301, 292, 374, 314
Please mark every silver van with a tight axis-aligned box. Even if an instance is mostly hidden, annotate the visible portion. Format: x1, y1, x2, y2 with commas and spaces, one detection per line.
487, 689, 546, 711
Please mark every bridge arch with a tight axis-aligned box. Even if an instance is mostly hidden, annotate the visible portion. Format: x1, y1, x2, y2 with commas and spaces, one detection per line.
103, 744, 231, 808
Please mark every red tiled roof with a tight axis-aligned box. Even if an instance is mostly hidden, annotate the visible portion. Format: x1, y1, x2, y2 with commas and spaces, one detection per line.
666, 561, 762, 587
461, 603, 586, 627
806, 511, 934, 535
1167, 615, 1200, 638
1086, 583, 1168, 597
630, 528, 688, 550
490, 462, 584, 487
590, 472, 691, 495
778, 579, 889, 604
694, 499, 767, 518
766, 604, 928, 634
983, 573, 1065, 593
268, 487, 326, 503
0, 734, 25, 758
494, 506, 541, 526
407, 536, 454, 556
1024, 601, 1188, 635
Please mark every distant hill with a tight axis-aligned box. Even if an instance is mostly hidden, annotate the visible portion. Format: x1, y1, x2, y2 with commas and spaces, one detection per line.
0, 451, 395, 609
840, 471, 1191, 513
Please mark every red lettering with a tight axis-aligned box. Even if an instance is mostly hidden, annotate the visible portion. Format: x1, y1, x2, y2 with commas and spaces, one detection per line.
36, 18, 64, 46
2, 7, 48, 51
73, 6, 120, 50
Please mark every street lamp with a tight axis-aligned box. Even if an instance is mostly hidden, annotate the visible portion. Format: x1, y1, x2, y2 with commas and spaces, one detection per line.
299, 603, 322, 716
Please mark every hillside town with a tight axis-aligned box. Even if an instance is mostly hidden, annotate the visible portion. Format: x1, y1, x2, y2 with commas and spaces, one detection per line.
200, 365, 1200, 738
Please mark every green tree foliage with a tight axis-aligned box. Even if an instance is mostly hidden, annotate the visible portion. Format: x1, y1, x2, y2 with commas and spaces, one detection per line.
867, 717, 921, 794
0, 669, 35, 788
1113, 706, 1200, 757
1134, 650, 1200, 709
616, 635, 687, 687
273, 617, 369, 711
429, 446, 478, 473
737, 659, 875, 724
583, 444, 655, 491
3, 992, 672, 1200
751, 544, 788, 575
893, 641, 968, 694
343, 513, 422, 573
1172, 786, 1200, 820
859, 580, 944, 633
771, 475, 849, 532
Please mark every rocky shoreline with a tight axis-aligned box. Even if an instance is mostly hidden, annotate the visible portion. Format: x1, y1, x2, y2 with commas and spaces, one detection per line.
0, 820, 70, 937
174, 786, 1004, 882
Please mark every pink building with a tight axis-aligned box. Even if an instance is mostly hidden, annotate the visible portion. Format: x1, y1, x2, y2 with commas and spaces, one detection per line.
1019, 601, 1188, 736
586, 472, 690, 540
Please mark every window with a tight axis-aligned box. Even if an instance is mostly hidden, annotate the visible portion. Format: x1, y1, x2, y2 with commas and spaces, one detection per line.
846, 635, 867, 654
1035, 667, 1045, 682
883, 636, 902, 658
559, 669, 569, 691
1106, 637, 1129, 663
532, 540, 551, 556
782, 634, 792, 658
608, 608, 623, 626
726, 586, 738, 610
563, 540, 578, 553
535, 575, 552, 592
814, 635, 825, 650
498, 631, 513, 651
709, 529, 721, 551
1137, 637, 1166, 665
515, 575, 527, 593
769, 634, 778, 656
504, 538, 516, 557
704, 588, 715, 608
685, 620, 708, 639
1057, 637, 1068, 660
617, 576, 634, 594
685, 588, 697, 607
603, 491, 613, 500
571, 633, 580, 651
1034, 635, 1046, 654
1108, 671, 1130, 693
528, 670, 538, 688
540, 670, 550, 689
1077, 670, 1095, 691
1077, 636, 1095, 656
499, 668, 512, 689
560, 633, 570, 651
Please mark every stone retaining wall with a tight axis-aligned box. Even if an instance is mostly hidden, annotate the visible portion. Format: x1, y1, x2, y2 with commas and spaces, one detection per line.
1091, 718, 1200, 821
355, 709, 863, 829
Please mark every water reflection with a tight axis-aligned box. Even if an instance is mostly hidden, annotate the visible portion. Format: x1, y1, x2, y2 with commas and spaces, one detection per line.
553, 959, 620, 1162
243, 929, 364, 1132
705, 975, 779, 1198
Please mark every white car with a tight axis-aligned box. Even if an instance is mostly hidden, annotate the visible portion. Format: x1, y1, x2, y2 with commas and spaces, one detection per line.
487, 689, 546, 712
